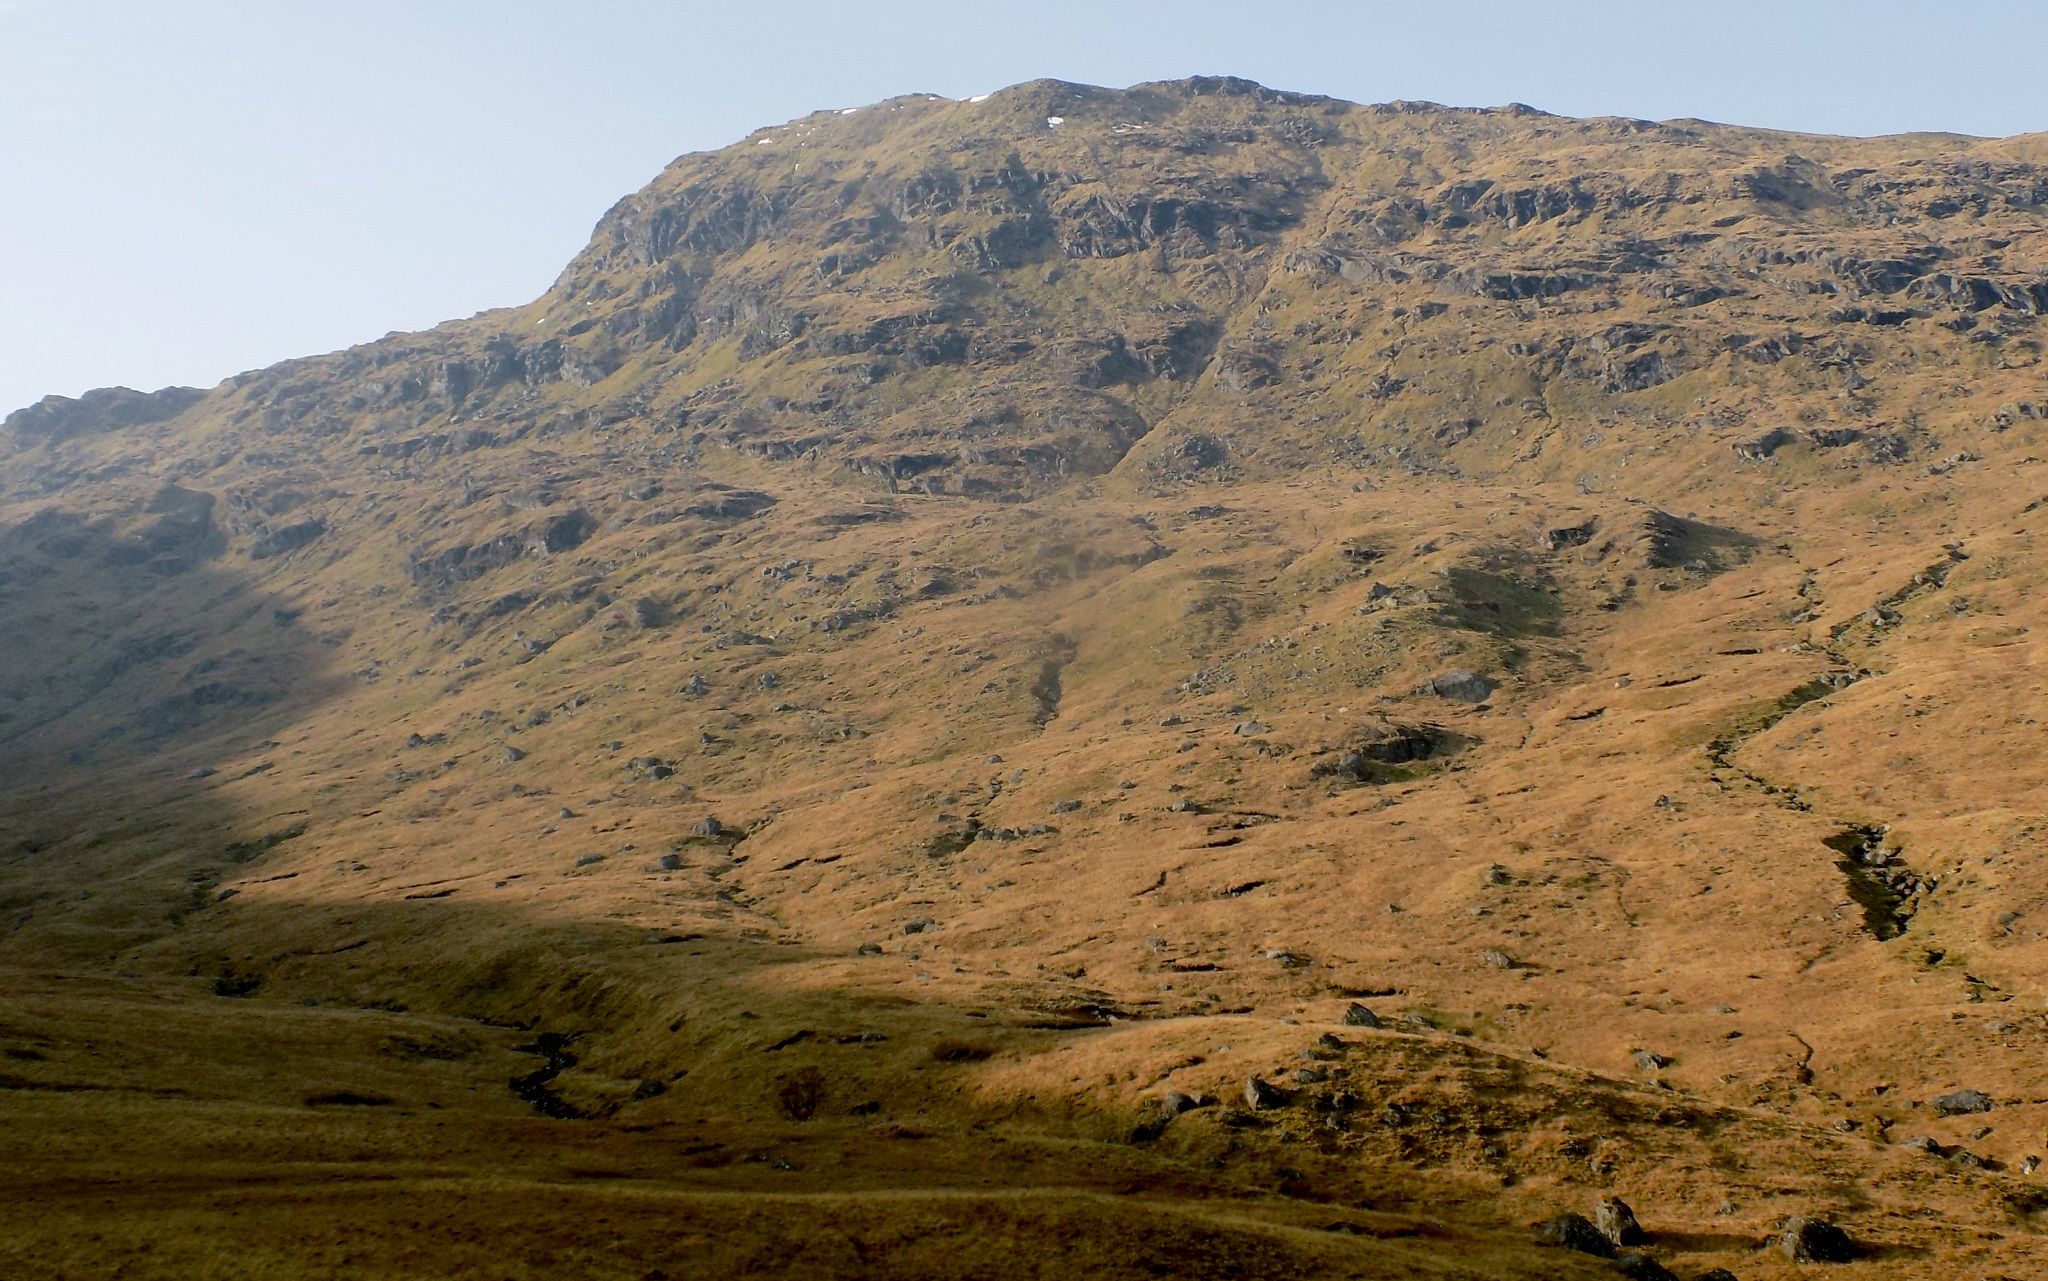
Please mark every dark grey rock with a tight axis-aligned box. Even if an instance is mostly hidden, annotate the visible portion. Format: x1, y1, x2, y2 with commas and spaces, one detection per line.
1779, 1216, 1855, 1263
1342, 1002, 1383, 1029
1538, 1212, 1616, 1257
1429, 669, 1495, 703
1609, 1253, 1678, 1281
1243, 1076, 1289, 1111
1933, 1088, 1993, 1115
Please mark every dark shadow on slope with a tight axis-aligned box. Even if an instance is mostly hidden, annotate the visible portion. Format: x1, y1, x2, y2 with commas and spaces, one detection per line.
0, 498, 345, 961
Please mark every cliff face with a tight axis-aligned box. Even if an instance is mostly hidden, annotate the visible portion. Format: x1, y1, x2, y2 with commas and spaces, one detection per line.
5, 79, 2048, 1279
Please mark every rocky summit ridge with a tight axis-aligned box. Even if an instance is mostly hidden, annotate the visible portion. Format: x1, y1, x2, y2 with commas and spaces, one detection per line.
3, 78, 2048, 1279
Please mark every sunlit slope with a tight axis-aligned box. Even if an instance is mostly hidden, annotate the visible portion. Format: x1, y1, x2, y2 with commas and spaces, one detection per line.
3, 78, 2046, 1278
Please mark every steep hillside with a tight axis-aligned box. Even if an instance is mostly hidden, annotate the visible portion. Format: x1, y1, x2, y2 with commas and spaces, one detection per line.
4, 78, 2048, 1279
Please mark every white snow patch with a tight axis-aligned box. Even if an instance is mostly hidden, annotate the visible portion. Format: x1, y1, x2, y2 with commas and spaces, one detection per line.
757, 137, 772, 144
1046, 115, 1065, 126
967, 93, 992, 103
839, 107, 860, 115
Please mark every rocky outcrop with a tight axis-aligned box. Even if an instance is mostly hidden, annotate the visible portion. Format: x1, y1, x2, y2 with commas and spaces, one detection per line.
4, 385, 205, 443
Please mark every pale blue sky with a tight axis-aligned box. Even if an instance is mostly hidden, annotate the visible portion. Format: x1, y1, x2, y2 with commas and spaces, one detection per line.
3, 0, 2045, 415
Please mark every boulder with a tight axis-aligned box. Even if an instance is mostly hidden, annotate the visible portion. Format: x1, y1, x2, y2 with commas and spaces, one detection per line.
1778, 1216, 1854, 1263
1538, 1212, 1615, 1257
1594, 1196, 1647, 1246
1933, 1088, 1993, 1115
1342, 1002, 1383, 1029
1428, 670, 1495, 703
1609, 1254, 1677, 1281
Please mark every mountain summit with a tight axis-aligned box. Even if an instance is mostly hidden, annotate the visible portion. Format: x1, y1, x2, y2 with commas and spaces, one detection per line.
4, 79, 2047, 1279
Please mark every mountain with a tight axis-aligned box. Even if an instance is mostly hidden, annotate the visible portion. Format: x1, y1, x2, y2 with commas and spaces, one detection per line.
4, 77, 2047, 1279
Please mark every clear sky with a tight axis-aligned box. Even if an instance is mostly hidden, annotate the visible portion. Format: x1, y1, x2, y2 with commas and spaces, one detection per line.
4, 0, 2045, 416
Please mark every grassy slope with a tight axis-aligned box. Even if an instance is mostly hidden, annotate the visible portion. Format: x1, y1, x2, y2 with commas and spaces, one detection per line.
3, 80, 2048, 1278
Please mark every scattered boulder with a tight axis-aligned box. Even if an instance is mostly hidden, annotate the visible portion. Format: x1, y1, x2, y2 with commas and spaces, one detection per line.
1594, 1196, 1646, 1247
1933, 1088, 1993, 1115
1732, 427, 1797, 461
1243, 1076, 1289, 1111
1342, 1002, 1383, 1029
533, 508, 596, 554
1311, 719, 1465, 784
642, 760, 675, 780
1428, 670, 1495, 704
1609, 1253, 1678, 1281
1235, 719, 1270, 736
693, 816, 726, 838
1538, 1212, 1616, 1258
1543, 517, 1599, 549
1161, 1090, 1210, 1115
1778, 1216, 1855, 1263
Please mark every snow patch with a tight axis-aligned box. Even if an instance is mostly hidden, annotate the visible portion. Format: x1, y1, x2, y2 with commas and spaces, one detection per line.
839, 107, 860, 115
1046, 115, 1065, 127
967, 93, 992, 103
